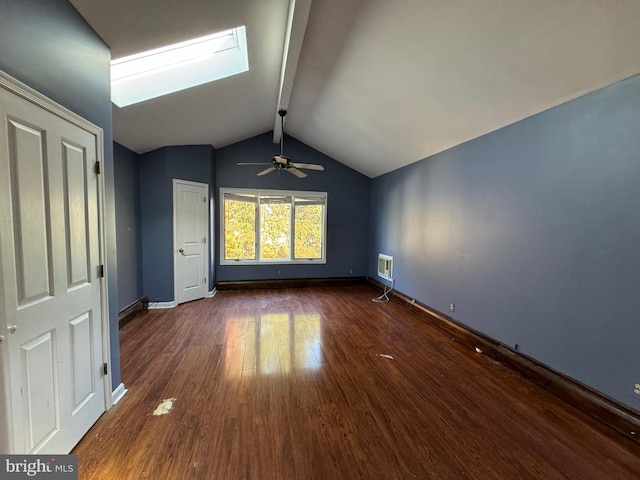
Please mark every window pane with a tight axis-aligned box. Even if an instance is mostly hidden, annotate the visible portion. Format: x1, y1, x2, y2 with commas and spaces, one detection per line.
221, 188, 326, 264
224, 196, 256, 260
260, 202, 291, 260
294, 203, 323, 259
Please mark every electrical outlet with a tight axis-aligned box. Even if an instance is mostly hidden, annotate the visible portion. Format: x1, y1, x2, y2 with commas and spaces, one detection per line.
449, 303, 455, 312
634, 383, 640, 397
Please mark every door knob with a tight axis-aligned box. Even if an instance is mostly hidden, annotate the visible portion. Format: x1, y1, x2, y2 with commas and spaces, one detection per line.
178, 248, 184, 254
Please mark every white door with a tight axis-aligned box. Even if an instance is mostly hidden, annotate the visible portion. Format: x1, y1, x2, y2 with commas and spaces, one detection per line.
0, 76, 106, 453
174, 179, 209, 304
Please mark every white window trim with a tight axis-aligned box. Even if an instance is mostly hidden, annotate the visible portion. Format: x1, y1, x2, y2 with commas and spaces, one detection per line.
220, 187, 327, 265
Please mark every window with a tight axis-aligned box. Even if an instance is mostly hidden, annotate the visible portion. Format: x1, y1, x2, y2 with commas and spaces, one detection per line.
111, 26, 249, 107
221, 188, 327, 264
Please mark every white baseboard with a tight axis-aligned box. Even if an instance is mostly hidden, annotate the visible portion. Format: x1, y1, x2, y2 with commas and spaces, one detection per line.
148, 300, 177, 309
207, 288, 217, 298
111, 383, 127, 406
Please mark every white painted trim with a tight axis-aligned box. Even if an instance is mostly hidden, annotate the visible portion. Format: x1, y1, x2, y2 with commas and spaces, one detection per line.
148, 301, 178, 310
95, 111, 112, 413
207, 288, 217, 298
111, 383, 127, 405
0, 71, 103, 135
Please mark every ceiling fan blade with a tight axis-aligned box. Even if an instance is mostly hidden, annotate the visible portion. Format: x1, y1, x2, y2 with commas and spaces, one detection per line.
290, 162, 324, 171
238, 162, 272, 165
287, 167, 307, 178
257, 167, 276, 176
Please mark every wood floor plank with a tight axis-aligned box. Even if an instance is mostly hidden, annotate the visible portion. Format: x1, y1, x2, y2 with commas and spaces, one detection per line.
73, 286, 640, 479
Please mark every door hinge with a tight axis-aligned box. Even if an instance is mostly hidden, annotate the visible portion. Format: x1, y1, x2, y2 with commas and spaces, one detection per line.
97, 265, 104, 278
102, 363, 108, 375
203, 196, 206, 203
203, 237, 206, 244
94, 161, 101, 175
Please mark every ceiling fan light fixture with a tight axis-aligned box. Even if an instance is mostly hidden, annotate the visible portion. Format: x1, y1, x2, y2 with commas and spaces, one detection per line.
237, 109, 324, 178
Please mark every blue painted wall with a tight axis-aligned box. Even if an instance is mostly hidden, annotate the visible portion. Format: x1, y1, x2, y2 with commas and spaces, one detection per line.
0, 0, 121, 389
215, 132, 371, 281
114, 142, 143, 310
370, 74, 640, 410
139, 145, 214, 302
210, 148, 217, 287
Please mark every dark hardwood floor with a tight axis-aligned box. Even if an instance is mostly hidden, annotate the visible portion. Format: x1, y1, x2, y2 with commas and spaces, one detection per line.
73, 286, 640, 479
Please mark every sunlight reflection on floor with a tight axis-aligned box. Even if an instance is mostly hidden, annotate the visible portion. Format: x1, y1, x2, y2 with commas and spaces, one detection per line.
224, 312, 323, 378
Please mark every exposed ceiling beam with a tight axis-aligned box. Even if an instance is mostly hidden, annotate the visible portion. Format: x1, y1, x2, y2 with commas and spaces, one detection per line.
273, 0, 312, 143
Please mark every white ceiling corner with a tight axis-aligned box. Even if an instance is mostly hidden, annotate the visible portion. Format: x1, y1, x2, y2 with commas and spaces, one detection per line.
70, 0, 640, 177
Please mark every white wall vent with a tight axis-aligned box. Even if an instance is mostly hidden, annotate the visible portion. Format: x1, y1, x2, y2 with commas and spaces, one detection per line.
377, 254, 393, 281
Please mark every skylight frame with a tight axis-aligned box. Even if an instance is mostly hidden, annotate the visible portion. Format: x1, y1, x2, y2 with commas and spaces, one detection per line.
111, 26, 249, 107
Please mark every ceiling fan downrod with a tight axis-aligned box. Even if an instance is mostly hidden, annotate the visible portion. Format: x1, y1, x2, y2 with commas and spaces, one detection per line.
278, 109, 287, 157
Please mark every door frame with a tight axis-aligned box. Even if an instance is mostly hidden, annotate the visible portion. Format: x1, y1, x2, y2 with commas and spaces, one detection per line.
173, 178, 210, 305
0, 71, 113, 423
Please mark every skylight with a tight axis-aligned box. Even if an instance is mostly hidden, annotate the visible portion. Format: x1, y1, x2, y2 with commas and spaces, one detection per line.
111, 26, 249, 107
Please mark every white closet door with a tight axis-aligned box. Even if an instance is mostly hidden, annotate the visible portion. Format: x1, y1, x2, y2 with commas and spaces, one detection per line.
0, 77, 106, 454
174, 179, 209, 305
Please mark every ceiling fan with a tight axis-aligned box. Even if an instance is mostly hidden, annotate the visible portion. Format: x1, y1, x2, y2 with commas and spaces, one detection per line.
238, 109, 325, 178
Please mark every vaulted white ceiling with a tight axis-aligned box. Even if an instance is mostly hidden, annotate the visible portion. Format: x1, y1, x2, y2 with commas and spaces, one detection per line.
70, 0, 640, 178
